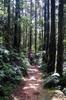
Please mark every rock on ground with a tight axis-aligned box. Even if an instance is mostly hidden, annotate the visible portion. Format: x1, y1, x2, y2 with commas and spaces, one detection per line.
52, 90, 66, 100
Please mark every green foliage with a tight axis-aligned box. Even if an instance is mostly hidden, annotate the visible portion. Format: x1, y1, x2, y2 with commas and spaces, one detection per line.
41, 63, 47, 73
0, 82, 15, 100
64, 39, 66, 46
18, 52, 30, 76
0, 47, 30, 99
34, 51, 44, 65
0, 36, 3, 43
38, 18, 44, 27
21, 16, 31, 29
43, 74, 60, 88
3, 63, 22, 81
60, 70, 66, 87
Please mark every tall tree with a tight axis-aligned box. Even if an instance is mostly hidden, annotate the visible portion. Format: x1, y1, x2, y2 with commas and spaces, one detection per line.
43, 0, 49, 51
57, 0, 64, 76
54, 0, 59, 73
46, 0, 49, 57
35, 0, 37, 54
4, 0, 11, 49
14, 0, 21, 52
29, 0, 32, 51
43, 0, 49, 62
47, 0, 56, 73
44, 0, 46, 50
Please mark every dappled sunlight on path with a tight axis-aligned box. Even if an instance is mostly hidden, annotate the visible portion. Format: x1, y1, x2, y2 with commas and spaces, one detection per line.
10, 65, 43, 100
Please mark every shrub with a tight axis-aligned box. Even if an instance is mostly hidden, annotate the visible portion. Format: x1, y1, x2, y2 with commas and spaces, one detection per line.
0, 47, 30, 98
41, 63, 47, 73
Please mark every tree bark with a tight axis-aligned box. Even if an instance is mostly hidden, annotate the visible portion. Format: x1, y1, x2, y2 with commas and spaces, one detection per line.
35, 0, 37, 54
29, 0, 32, 51
47, 0, 56, 73
57, 0, 64, 76
14, 0, 21, 52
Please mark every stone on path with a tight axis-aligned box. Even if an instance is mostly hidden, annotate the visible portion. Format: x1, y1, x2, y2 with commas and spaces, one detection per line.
52, 90, 66, 100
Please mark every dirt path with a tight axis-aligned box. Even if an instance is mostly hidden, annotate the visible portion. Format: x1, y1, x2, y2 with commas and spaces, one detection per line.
10, 65, 51, 100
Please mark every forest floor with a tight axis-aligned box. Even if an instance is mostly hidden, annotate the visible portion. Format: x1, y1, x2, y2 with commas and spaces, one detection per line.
9, 64, 66, 100
10, 65, 51, 100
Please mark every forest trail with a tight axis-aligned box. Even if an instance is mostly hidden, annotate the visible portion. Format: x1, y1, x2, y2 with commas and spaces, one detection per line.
10, 65, 51, 100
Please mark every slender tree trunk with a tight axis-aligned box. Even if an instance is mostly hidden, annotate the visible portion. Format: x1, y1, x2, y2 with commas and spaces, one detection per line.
47, 0, 56, 73
21, 0, 23, 48
54, 0, 59, 73
44, 0, 49, 52
44, 0, 46, 50
14, 0, 21, 52
38, 1, 42, 51
5, 0, 11, 49
43, 0, 49, 63
29, 0, 32, 51
25, 27, 28, 51
46, 0, 49, 57
35, 0, 37, 54
42, 5, 44, 50
57, 0, 64, 76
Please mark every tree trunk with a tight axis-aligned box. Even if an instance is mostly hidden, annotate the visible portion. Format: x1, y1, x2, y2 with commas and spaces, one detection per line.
44, 0, 49, 51
44, 0, 46, 50
57, 0, 64, 76
29, 0, 32, 51
35, 0, 37, 54
43, 0, 49, 63
5, 0, 11, 49
14, 0, 21, 52
47, 0, 56, 73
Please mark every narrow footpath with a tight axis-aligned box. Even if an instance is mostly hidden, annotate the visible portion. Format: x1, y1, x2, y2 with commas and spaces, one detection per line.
10, 65, 51, 100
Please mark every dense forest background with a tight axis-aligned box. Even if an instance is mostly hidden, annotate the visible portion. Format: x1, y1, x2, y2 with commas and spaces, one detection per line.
0, 0, 66, 100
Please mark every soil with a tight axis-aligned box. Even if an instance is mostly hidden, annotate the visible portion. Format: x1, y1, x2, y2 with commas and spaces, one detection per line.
10, 65, 66, 100
10, 65, 51, 100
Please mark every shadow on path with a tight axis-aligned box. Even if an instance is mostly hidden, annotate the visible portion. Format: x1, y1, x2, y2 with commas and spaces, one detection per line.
10, 65, 51, 100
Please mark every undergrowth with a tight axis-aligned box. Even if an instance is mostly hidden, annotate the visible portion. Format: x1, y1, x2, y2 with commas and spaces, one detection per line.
0, 47, 30, 100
